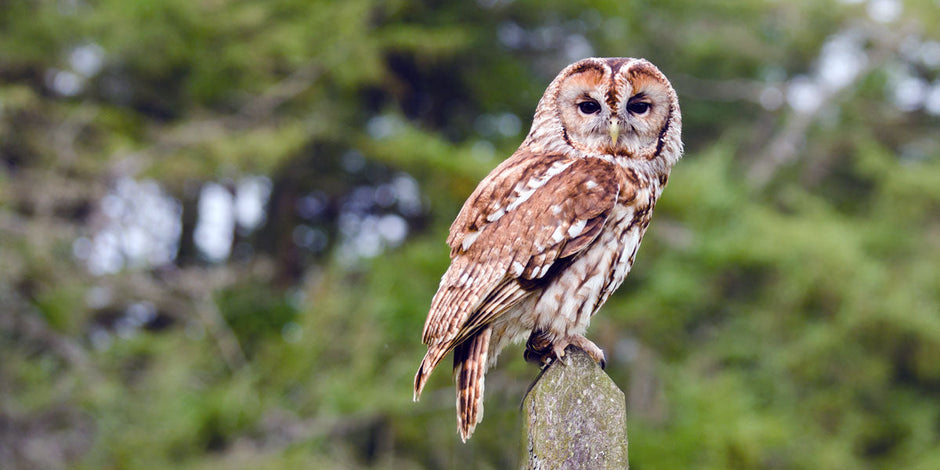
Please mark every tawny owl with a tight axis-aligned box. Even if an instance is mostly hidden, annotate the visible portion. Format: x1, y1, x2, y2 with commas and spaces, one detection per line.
413, 57, 683, 441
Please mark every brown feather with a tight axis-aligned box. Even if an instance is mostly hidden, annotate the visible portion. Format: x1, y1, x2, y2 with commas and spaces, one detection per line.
420, 155, 623, 354
413, 344, 448, 401
453, 327, 491, 442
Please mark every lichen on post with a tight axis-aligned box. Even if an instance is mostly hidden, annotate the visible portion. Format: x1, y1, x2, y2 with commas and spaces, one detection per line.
522, 346, 628, 469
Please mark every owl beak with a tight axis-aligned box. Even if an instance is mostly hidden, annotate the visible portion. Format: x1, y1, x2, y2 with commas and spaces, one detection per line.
608, 120, 620, 144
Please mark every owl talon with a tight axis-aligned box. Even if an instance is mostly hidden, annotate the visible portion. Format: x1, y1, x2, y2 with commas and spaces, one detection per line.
552, 343, 568, 365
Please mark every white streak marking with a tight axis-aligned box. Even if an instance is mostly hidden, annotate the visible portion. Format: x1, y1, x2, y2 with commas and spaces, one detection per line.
461, 231, 480, 251
511, 261, 524, 276
551, 205, 562, 215
612, 228, 642, 285
568, 219, 587, 238
539, 263, 553, 278
550, 225, 565, 244
505, 160, 575, 213
584, 180, 598, 190
507, 186, 537, 213
486, 208, 505, 223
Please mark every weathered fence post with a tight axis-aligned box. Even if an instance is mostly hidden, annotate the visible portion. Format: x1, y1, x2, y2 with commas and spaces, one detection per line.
522, 346, 628, 469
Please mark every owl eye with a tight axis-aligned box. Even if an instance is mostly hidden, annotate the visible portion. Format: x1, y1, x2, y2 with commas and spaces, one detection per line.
627, 101, 651, 115
577, 100, 601, 115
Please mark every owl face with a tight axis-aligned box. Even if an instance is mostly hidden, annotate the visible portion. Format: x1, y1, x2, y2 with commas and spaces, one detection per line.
528, 58, 681, 165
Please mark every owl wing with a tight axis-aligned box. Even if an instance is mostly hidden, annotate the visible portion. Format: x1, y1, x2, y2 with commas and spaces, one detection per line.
421, 152, 632, 351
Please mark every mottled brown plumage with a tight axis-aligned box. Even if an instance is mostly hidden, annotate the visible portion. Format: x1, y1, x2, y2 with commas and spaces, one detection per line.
413, 57, 683, 441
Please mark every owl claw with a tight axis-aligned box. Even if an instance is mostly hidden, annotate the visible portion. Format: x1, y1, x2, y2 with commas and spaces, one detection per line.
525, 332, 607, 368
552, 343, 569, 366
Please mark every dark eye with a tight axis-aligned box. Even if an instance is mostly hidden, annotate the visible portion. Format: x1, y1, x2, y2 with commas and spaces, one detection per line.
627, 101, 650, 114
577, 100, 601, 114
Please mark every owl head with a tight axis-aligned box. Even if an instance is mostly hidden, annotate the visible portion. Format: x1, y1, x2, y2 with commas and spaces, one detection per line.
525, 57, 682, 168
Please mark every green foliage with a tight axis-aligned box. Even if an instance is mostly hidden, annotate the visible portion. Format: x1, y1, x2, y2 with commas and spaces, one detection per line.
1, 0, 938, 469
215, 282, 299, 355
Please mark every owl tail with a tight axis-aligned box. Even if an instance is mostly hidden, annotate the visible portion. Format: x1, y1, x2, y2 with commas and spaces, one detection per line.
453, 327, 491, 442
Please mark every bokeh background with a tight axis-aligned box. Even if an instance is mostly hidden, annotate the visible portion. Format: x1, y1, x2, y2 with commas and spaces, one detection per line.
2, 0, 939, 468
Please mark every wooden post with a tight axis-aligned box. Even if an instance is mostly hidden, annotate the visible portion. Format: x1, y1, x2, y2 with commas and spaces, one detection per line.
522, 346, 628, 469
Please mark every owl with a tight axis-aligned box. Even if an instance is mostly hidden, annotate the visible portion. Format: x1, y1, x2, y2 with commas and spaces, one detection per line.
413, 57, 683, 442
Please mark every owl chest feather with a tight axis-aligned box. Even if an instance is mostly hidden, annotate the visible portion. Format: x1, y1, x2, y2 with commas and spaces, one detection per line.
527, 179, 659, 338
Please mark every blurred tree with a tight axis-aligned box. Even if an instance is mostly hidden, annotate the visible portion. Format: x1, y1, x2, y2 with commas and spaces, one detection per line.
0, 0, 938, 469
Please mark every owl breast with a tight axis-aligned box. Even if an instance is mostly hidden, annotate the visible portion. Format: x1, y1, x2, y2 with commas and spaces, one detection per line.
518, 178, 659, 346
